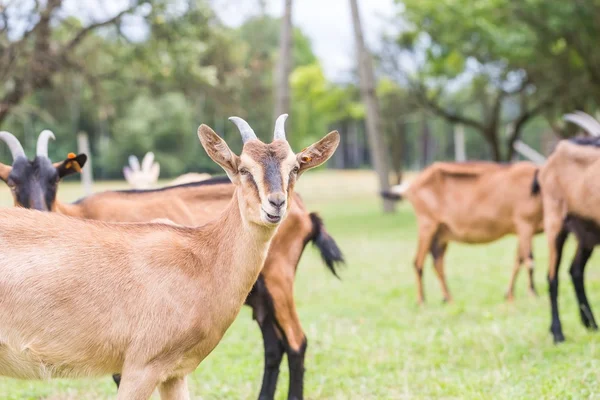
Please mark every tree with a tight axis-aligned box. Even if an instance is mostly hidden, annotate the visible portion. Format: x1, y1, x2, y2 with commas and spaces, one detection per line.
387, 0, 569, 161
350, 0, 394, 212
0, 0, 150, 126
273, 0, 293, 120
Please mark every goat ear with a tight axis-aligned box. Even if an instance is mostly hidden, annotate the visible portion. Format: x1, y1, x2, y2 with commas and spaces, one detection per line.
197, 124, 240, 181
296, 131, 340, 176
0, 162, 11, 182
54, 153, 88, 179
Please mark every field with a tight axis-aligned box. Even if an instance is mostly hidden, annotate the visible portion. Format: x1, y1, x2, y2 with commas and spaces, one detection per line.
0, 170, 599, 399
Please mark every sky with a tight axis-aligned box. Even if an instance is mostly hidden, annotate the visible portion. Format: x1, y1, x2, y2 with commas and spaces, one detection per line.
211, 0, 398, 80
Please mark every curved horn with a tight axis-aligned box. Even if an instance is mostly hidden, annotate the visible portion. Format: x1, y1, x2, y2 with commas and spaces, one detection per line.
0, 131, 26, 161
273, 113, 288, 141
128, 155, 141, 172
141, 152, 155, 173
228, 116, 257, 144
36, 129, 55, 158
563, 112, 600, 137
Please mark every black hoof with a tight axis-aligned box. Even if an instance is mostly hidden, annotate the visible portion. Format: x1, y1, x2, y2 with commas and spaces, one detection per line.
552, 333, 566, 344
585, 320, 599, 331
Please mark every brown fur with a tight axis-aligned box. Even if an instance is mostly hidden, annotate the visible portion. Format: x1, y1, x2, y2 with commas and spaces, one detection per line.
404, 161, 543, 303
0, 124, 340, 399
537, 141, 600, 280
56, 182, 316, 353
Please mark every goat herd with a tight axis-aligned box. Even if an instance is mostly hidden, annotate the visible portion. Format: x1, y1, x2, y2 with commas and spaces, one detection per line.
381, 111, 600, 347
0, 112, 598, 399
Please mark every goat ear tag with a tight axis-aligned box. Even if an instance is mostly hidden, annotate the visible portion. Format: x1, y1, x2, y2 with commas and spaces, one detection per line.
71, 161, 82, 172
301, 155, 312, 163
65, 160, 82, 172
67, 153, 76, 159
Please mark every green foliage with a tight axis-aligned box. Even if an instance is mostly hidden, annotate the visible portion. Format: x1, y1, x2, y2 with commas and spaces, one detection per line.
0, 2, 327, 178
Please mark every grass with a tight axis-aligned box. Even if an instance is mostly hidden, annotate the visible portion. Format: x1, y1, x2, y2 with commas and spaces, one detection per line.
0, 170, 599, 399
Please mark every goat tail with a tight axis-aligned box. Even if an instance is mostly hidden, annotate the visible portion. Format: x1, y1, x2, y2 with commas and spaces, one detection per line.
380, 180, 411, 201
309, 212, 344, 279
531, 169, 541, 196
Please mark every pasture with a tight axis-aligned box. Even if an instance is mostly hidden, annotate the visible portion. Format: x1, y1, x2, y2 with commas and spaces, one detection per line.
0, 170, 599, 399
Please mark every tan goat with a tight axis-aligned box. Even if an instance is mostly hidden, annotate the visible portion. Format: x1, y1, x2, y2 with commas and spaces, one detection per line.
383, 161, 543, 303
0, 116, 340, 399
0, 130, 344, 400
535, 136, 600, 343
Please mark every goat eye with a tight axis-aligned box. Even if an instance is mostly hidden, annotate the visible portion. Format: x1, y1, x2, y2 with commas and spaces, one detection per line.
291, 166, 299, 175
239, 168, 250, 176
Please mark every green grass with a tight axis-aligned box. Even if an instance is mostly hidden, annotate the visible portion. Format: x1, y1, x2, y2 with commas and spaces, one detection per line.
0, 171, 599, 399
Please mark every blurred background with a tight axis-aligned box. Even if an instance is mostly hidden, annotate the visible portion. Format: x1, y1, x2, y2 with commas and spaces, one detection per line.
2, 0, 597, 184
2, 1, 600, 398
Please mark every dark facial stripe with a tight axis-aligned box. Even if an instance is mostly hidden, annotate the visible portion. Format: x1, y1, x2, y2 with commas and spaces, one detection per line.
247, 173, 260, 197
263, 156, 282, 192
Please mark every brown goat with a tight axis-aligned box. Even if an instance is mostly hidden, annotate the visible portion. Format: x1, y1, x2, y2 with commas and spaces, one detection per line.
535, 136, 600, 343
0, 117, 340, 399
63, 178, 343, 399
383, 161, 543, 304
0, 126, 343, 399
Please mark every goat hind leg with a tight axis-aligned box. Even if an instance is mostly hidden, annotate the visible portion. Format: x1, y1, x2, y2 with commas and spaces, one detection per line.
257, 313, 285, 399
414, 224, 437, 305
505, 255, 522, 302
548, 227, 568, 343
430, 241, 451, 303
569, 245, 598, 330
263, 274, 307, 400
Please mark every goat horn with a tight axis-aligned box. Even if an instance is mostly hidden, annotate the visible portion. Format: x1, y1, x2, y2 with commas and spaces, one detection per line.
36, 130, 55, 158
574, 111, 600, 137
141, 152, 155, 173
128, 155, 141, 172
228, 116, 257, 144
563, 112, 600, 137
273, 113, 288, 141
0, 131, 26, 161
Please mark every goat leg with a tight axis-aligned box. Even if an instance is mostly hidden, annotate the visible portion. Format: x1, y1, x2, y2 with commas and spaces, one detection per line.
570, 245, 598, 330
549, 228, 568, 343
158, 376, 190, 400
286, 338, 307, 400
116, 366, 161, 400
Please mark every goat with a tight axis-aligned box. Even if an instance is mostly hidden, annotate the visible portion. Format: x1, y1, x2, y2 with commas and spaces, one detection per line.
123, 152, 160, 189
534, 116, 600, 343
124, 152, 211, 189
382, 161, 543, 304
0, 115, 339, 399
0, 130, 87, 210
168, 172, 212, 186
0, 122, 343, 400
0, 116, 340, 399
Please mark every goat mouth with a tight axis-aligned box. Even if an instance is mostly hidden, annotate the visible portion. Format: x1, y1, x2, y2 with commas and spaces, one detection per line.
262, 209, 282, 224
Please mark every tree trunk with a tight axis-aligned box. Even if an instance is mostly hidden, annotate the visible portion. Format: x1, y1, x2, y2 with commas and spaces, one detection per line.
420, 113, 431, 167
454, 124, 466, 161
390, 120, 404, 184
486, 131, 502, 161
273, 0, 293, 121
349, 0, 394, 212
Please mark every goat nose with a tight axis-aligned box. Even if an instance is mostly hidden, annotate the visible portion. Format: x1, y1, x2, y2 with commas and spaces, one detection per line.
268, 192, 286, 208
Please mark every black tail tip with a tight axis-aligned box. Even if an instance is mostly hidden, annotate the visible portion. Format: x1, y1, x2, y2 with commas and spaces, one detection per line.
309, 213, 345, 279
